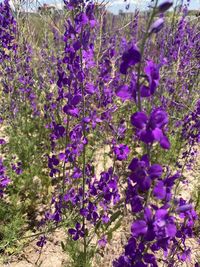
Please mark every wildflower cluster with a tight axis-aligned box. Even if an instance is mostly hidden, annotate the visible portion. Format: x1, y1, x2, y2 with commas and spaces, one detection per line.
0, 0, 199, 265
113, 1, 199, 266
0, 157, 10, 197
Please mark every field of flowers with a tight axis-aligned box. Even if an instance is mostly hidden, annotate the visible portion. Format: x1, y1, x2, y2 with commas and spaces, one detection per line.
0, 0, 199, 266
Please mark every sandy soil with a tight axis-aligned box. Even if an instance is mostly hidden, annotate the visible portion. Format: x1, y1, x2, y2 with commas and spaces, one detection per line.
1, 230, 69, 267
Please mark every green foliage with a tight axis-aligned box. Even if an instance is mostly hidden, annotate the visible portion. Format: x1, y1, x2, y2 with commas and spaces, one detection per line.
194, 186, 200, 214
0, 94, 52, 256
0, 200, 26, 256
4, 109, 51, 212
61, 237, 94, 267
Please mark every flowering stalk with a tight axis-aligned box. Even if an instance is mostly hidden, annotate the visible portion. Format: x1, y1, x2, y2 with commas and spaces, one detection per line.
0, 0, 199, 265
80, 21, 87, 265
113, 1, 198, 266
136, 0, 159, 111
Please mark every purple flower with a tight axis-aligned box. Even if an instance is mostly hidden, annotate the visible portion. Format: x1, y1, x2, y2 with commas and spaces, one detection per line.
85, 83, 96, 94
53, 124, 65, 139
80, 202, 99, 223
11, 162, 23, 175
70, 94, 82, 106
102, 214, 110, 224
141, 61, 160, 97
148, 164, 163, 179
129, 206, 177, 248
68, 222, 85, 241
97, 170, 120, 205
149, 109, 169, 128
36, 236, 46, 247
120, 45, 141, 74
153, 181, 166, 199
131, 112, 148, 129
72, 167, 82, 179
0, 139, 6, 145
0, 158, 11, 197
124, 237, 137, 256
131, 220, 148, 236
113, 255, 131, 267
128, 155, 154, 191
98, 236, 107, 248
63, 104, 79, 117
131, 109, 170, 149
154, 209, 177, 238
113, 144, 130, 161
143, 253, 157, 265
116, 120, 127, 139
116, 85, 133, 101
178, 249, 191, 262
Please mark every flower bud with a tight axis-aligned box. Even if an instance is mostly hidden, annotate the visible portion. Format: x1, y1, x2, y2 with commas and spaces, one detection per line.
149, 18, 164, 34
176, 204, 192, 213
158, 0, 173, 13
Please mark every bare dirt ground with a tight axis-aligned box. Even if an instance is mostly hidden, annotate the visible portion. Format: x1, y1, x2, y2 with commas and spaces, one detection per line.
1, 230, 69, 267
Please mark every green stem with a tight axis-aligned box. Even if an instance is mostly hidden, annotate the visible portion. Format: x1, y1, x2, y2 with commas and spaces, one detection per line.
62, 114, 70, 196
80, 22, 87, 267
136, 0, 159, 111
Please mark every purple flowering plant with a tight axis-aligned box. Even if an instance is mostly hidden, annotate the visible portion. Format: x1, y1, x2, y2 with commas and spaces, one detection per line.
0, 0, 199, 265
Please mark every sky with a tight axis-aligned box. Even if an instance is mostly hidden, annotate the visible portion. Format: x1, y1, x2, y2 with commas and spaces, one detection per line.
5, 0, 200, 13
36, 0, 200, 14
107, 0, 200, 14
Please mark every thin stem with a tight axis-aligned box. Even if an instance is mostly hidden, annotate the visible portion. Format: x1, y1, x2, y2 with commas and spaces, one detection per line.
80, 20, 87, 266
62, 114, 70, 196
136, 0, 159, 111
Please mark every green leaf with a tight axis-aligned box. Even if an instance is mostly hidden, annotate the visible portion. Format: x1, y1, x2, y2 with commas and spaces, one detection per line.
61, 241, 66, 251
105, 210, 122, 230
106, 217, 123, 242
